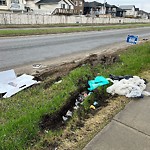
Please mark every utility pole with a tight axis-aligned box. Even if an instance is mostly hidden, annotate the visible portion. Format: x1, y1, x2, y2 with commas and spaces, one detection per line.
103, 0, 106, 15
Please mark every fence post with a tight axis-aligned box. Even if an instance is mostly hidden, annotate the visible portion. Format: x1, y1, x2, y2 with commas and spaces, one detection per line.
3, 13, 6, 24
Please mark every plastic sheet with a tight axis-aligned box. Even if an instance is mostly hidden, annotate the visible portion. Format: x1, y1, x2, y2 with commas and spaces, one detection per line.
88, 76, 109, 91
107, 76, 148, 98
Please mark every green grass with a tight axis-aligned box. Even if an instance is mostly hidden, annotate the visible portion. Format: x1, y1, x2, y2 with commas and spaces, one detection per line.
0, 42, 150, 149
0, 23, 149, 29
0, 23, 150, 37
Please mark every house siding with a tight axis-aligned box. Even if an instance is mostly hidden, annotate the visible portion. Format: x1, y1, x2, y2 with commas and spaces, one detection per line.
0, 0, 25, 12
125, 8, 135, 17
25, 0, 38, 10
119, 6, 136, 18
0, 0, 10, 11
58, 0, 74, 9
71, 0, 84, 14
37, 4, 58, 14
26, 0, 74, 14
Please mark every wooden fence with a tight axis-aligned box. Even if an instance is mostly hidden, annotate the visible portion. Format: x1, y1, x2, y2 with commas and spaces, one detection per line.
0, 13, 150, 25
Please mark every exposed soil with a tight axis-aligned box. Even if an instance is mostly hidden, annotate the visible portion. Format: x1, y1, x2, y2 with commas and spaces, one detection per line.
31, 40, 150, 150
39, 87, 85, 130
14, 39, 147, 150
57, 70, 150, 150
35, 53, 120, 83
38, 53, 119, 131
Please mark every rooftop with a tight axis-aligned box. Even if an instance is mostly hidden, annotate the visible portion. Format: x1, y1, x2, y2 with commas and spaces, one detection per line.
119, 5, 135, 10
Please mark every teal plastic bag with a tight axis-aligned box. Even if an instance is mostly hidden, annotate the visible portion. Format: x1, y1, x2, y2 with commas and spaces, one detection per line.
88, 76, 109, 91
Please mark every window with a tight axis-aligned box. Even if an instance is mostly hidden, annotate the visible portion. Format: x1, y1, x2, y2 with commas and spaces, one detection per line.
61, 4, 65, 9
11, 0, 19, 3
80, 10, 82, 14
79, 1, 82, 6
75, 1, 78, 6
112, 8, 116, 12
0, 0, 6, 5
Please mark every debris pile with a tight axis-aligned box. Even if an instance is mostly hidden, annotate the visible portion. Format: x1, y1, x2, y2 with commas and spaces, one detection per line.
62, 91, 90, 121
107, 75, 150, 98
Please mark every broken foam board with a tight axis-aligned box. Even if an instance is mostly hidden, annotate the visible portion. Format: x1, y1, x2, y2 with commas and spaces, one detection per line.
0, 69, 38, 98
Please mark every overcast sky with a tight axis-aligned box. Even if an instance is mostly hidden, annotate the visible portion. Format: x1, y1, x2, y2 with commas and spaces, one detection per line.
85, 0, 150, 12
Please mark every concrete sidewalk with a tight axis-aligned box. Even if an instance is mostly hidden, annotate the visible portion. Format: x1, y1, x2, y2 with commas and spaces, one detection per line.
83, 83, 150, 150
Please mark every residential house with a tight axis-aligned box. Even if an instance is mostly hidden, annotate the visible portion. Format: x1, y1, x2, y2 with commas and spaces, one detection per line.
0, 0, 25, 12
25, 0, 77, 15
104, 3, 125, 17
104, 3, 116, 16
119, 5, 137, 18
135, 7, 140, 18
84, 1, 104, 16
71, 0, 84, 14
138, 10, 149, 19
84, 1, 125, 17
116, 7, 126, 17
0, 0, 82, 15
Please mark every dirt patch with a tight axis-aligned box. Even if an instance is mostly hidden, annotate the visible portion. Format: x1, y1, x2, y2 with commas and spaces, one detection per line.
57, 96, 130, 150
39, 86, 110, 131
37, 53, 119, 131
139, 70, 150, 82
9, 40, 147, 150
83, 53, 120, 66
30, 52, 121, 150
34, 53, 120, 89
56, 70, 150, 150
35, 61, 149, 150
39, 87, 85, 130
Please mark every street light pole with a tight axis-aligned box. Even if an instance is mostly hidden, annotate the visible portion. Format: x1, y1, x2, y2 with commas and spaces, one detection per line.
103, 0, 106, 15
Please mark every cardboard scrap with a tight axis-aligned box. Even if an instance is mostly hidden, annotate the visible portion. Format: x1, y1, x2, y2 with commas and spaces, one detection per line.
0, 69, 38, 98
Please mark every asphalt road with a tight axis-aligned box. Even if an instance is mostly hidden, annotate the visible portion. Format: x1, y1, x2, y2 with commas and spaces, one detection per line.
0, 27, 150, 71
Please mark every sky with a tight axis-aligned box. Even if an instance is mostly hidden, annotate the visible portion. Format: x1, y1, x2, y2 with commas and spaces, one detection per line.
85, 0, 150, 13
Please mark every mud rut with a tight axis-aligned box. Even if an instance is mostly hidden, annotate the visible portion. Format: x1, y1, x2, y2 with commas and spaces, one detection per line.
34, 53, 120, 130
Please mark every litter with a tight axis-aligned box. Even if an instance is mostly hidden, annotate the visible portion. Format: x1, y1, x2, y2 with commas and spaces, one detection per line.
107, 76, 149, 98
143, 38, 148, 41
62, 116, 68, 121
88, 76, 109, 91
32, 64, 42, 69
45, 130, 49, 133
66, 110, 72, 117
74, 105, 79, 110
0, 69, 39, 98
90, 105, 96, 110
82, 91, 88, 97
126, 35, 138, 44
74, 99, 81, 110
55, 80, 62, 84
77, 94, 84, 102
109, 74, 133, 81
93, 101, 98, 106
88, 92, 93, 96
75, 99, 80, 106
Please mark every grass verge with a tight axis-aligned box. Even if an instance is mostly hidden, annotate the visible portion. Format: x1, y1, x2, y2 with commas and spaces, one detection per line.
0, 41, 150, 149
0, 23, 150, 37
